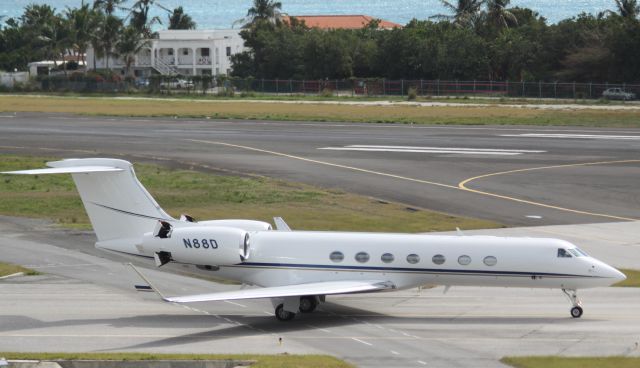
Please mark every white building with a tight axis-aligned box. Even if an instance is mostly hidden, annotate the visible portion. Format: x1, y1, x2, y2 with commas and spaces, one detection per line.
87, 29, 245, 77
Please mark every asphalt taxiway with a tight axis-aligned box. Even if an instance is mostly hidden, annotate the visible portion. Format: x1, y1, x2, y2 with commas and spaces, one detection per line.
0, 217, 639, 368
1, 114, 640, 367
0, 113, 639, 225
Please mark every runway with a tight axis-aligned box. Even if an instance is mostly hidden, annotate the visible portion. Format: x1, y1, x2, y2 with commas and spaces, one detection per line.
0, 112, 639, 225
1, 113, 640, 366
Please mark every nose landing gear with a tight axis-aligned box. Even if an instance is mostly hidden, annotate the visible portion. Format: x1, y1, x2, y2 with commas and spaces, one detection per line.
562, 289, 583, 318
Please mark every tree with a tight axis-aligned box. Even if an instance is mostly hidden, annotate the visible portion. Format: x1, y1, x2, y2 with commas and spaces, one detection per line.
92, 0, 126, 16
235, 0, 283, 28
64, 2, 95, 65
168, 6, 196, 29
432, 0, 484, 28
614, 0, 640, 19
486, 0, 517, 30
129, 0, 162, 37
101, 14, 123, 69
116, 25, 150, 77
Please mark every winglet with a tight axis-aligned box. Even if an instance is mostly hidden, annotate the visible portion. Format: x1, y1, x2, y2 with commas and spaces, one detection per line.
273, 217, 292, 231
128, 263, 168, 301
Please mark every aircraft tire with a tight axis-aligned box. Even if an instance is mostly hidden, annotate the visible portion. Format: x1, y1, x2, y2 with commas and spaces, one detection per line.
299, 296, 318, 313
570, 306, 583, 318
275, 304, 296, 321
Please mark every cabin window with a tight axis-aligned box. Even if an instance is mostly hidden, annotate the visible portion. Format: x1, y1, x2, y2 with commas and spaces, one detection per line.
406, 254, 420, 264
432, 254, 446, 265
557, 248, 572, 258
330, 251, 344, 262
381, 253, 394, 263
458, 255, 471, 265
483, 256, 497, 266
355, 252, 370, 263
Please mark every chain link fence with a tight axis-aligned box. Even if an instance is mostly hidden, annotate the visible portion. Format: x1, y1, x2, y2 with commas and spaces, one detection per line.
9, 75, 640, 100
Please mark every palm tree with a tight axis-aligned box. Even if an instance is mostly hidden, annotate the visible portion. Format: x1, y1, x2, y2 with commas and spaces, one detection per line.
92, 0, 126, 16
168, 6, 196, 29
431, 0, 484, 28
101, 14, 123, 69
116, 24, 150, 77
486, 0, 517, 29
129, 0, 162, 37
614, 0, 640, 19
65, 2, 94, 65
234, 0, 283, 28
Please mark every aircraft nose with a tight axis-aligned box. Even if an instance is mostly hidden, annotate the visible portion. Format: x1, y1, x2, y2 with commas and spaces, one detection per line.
612, 267, 627, 282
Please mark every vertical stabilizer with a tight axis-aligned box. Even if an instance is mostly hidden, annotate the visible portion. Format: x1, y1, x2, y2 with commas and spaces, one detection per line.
4, 158, 174, 244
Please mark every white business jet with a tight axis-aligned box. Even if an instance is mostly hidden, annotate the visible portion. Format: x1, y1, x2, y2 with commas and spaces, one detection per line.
4, 158, 626, 321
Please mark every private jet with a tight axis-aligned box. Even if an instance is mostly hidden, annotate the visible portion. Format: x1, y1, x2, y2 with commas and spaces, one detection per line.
3, 158, 626, 321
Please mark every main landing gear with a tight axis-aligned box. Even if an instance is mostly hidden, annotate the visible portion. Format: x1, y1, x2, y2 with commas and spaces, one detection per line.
562, 289, 583, 318
274, 296, 321, 321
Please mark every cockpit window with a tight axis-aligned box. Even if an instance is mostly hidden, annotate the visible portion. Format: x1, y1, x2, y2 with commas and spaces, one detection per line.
575, 248, 589, 257
557, 248, 572, 258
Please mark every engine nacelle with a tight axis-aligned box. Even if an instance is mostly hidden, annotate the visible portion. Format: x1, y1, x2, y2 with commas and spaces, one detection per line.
140, 226, 249, 266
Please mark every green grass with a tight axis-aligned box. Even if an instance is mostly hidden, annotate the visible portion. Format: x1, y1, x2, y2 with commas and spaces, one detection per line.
0, 353, 354, 368
1, 94, 639, 127
501, 356, 640, 368
0, 262, 39, 277
613, 269, 640, 287
0, 155, 500, 232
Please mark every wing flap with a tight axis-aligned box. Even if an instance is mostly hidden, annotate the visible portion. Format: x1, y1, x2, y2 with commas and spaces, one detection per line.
165, 280, 395, 303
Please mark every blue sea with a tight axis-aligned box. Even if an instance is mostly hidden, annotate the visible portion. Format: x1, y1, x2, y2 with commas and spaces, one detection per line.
2, 0, 617, 28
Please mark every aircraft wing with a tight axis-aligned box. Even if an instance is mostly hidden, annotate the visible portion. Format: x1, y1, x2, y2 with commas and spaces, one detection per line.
2, 166, 123, 175
164, 280, 395, 303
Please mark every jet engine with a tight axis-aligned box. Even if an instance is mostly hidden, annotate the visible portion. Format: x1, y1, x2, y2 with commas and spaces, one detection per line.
140, 224, 250, 267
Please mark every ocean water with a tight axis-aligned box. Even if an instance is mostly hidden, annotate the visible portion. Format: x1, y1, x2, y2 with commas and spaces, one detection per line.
2, 0, 617, 28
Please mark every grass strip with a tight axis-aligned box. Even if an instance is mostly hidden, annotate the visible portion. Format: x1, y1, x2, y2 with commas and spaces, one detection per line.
0, 353, 354, 368
0, 155, 500, 232
501, 356, 640, 368
613, 269, 640, 287
0, 262, 39, 277
1, 95, 640, 127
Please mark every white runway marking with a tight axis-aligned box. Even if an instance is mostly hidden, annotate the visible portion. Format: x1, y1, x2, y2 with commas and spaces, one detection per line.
501, 133, 640, 140
417, 360, 428, 365
351, 337, 373, 346
319, 145, 546, 156
224, 300, 247, 308
391, 350, 400, 355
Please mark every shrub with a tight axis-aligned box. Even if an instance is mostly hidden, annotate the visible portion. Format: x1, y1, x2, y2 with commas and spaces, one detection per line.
407, 87, 417, 100
320, 88, 333, 97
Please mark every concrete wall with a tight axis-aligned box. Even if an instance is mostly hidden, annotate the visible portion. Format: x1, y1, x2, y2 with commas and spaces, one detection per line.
0, 72, 29, 87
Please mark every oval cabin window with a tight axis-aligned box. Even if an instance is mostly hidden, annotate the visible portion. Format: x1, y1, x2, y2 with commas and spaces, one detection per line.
458, 255, 472, 265
432, 254, 446, 265
483, 256, 497, 266
381, 253, 394, 263
355, 252, 370, 263
406, 254, 420, 264
330, 251, 344, 263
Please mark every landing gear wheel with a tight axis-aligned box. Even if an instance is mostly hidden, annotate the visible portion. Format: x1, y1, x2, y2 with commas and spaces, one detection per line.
275, 304, 296, 321
299, 296, 318, 313
570, 306, 583, 318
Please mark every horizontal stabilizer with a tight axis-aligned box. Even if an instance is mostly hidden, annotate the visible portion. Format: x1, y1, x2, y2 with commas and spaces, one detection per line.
273, 217, 292, 231
2, 166, 123, 175
165, 280, 395, 303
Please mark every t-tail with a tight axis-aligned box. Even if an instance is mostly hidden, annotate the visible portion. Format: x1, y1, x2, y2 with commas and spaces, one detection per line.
4, 158, 175, 254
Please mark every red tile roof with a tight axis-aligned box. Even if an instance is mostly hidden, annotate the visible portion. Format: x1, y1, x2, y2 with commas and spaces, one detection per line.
285, 15, 402, 30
